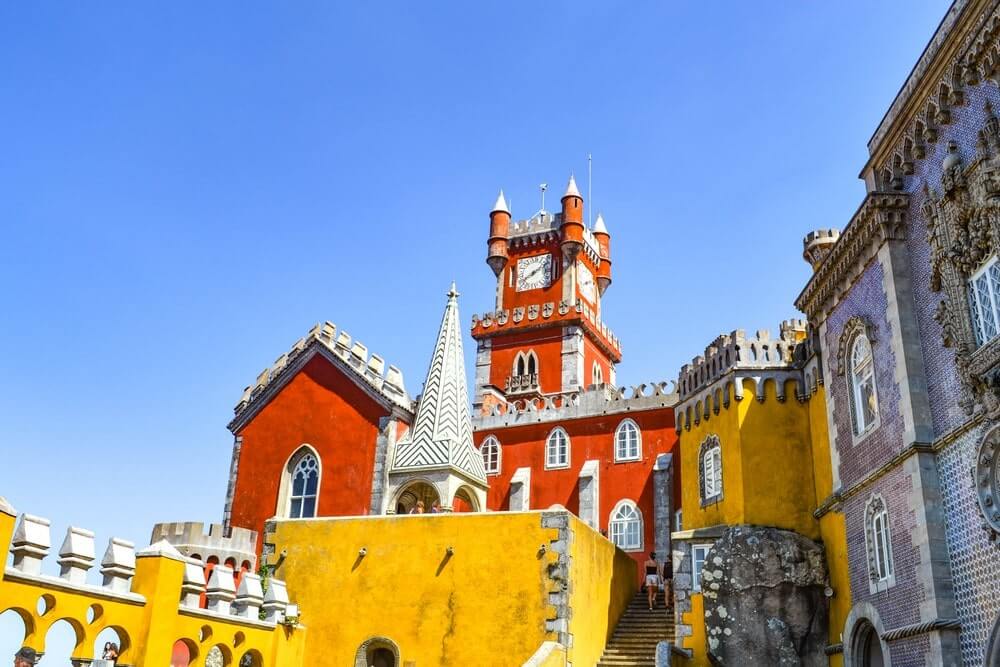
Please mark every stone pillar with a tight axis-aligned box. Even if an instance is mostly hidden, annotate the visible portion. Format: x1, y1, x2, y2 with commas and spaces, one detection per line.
100, 538, 136, 594
233, 572, 264, 619
222, 435, 243, 532
181, 558, 206, 608
11, 514, 51, 576
510, 467, 532, 511
263, 578, 289, 623
368, 417, 396, 514
205, 565, 236, 614
560, 326, 585, 392
578, 460, 600, 530
58, 527, 96, 586
653, 454, 674, 561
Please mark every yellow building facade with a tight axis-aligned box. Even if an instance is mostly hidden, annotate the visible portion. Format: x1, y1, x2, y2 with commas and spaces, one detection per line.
670, 321, 851, 666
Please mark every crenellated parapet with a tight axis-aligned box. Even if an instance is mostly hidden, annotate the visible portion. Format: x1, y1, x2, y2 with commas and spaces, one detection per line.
0, 499, 304, 665
231, 321, 411, 429
472, 381, 678, 429
150, 522, 257, 571
471, 299, 622, 361
675, 320, 823, 432
506, 211, 603, 266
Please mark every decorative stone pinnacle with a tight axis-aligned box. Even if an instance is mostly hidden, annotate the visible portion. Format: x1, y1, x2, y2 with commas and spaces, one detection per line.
593, 213, 608, 234
492, 189, 510, 214
563, 174, 581, 199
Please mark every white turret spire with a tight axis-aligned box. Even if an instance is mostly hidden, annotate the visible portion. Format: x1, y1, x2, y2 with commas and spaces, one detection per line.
491, 190, 510, 214
563, 174, 582, 199
593, 212, 608, 233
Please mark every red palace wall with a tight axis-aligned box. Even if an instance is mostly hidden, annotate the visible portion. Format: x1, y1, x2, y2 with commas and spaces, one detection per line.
474, 406, 679, 571
487, 329, 566, 394
229, 354, 392, 542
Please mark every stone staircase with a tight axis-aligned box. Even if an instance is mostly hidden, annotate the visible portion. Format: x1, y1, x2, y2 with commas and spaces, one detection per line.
597, 589, 675, 667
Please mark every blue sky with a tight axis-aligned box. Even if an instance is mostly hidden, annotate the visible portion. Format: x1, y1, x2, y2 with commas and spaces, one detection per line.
1, 1, 948, 659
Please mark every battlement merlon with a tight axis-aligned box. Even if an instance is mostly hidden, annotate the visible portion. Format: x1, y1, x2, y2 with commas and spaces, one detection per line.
470, 300, 622, 363
150, 521, 258, 569
472, 381, 678, 430
230, 320, 414, 432
677, 320, 814, 402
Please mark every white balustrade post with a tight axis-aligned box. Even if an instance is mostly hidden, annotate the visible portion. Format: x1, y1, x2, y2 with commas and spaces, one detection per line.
100, 538, 136, 593
180, 558, 206, 608
233, 572, 264, 619
58, 526, 96, 586
262, 578, 289, 622
205, 565, 236, 614
11, 514, 51, 576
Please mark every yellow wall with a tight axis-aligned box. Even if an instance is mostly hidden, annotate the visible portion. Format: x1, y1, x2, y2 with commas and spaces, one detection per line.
682, 592, 707, 662
0, 502, 304, 667
677, 378, 849, 665
268, 510, 636, 667
565, 514, 637, 667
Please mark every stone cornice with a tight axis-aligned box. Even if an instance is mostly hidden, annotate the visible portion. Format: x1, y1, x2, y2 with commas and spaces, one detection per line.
795, 192, 909, 323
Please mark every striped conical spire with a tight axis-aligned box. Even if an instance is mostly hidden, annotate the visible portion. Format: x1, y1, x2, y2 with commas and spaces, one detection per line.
390, 284, 486, 482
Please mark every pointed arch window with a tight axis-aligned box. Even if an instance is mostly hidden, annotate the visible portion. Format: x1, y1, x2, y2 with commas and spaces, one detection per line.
545, 427, 570, 469
279, 446, 321, 519
480, 436, 501, 475
592, 362, 604, 386
609, 500, 643, 551
699, 435, 722, 505
614, 419, 641, 462
865, 495, 895, 592
849, 332, 879, 435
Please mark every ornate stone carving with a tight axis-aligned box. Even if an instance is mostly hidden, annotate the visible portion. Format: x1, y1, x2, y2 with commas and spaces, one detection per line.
835, 317, 877, 377
977, 425, 1000, 542
923, 101, 1000, 415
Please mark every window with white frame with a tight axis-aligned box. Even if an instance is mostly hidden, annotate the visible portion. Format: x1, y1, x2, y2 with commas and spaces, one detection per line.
288, 453, 319, 519
546, 427, 570, 468
674, 509, 683, 532
592, 362, 604, 386
849, 332, 879, 435
481, 436, 501, 475
609, 500, 643, 551
699, 435, 722, 503
969, 256, 1000, 346
865, 495, 895, 591
615, 419, 641, 462
692, 543, 712, 592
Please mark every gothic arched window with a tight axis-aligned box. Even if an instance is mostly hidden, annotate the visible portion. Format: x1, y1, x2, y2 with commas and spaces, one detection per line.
969, 256, 1000, 346
480, 436, 501, 475
609, 500, 643, 551
699, 435, 722, 504
614, 419, 641, 462
282, 447, 320, 519
849, 332, 879, 435
546, 427, 570, 469
592, 362, 604, 386
865, 495, 895, 592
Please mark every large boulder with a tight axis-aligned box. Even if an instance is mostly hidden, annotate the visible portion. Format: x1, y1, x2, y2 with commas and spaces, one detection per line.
701, 526, 828, 666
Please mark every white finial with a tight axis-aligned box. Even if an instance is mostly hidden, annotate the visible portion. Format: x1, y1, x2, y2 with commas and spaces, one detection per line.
447, 281, 460, 299
491, 190, 509, 214
594, 213, 608, 234
564, 173, 581, 199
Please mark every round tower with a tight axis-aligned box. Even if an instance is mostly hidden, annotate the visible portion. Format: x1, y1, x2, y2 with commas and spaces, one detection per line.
486, 190, 511, 276
560, 175, 584, 259
593, 213, 612, 295
802, 229, 840, 270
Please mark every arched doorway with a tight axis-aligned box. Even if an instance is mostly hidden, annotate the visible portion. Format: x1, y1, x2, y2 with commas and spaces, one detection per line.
452, 486, 478, 513
394, 482, 440, 514
987, 611, 1000, 666
354, 637, 399, 667
851, 619, 886, 667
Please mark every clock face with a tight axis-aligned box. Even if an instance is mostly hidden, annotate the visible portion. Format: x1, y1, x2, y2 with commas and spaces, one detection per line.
578, 262, 596, 302
516, 254, 552, 291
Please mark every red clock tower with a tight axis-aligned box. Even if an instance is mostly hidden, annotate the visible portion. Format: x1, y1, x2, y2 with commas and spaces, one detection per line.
472, 175, 620, 413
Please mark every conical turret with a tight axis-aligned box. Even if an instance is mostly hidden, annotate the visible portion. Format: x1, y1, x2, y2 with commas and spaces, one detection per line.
486, 190, 511, 276
593, 213, 612, 295
560, 174, 584, 259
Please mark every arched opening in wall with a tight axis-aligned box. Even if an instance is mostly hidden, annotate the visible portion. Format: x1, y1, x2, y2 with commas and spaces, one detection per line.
239, 649, 264, 667
39, 618, 83, 665
0, 609, 31, 658
205, 644, 232, 667
354, 637, 400, 667
394, 481, 440, 514
170, 639, 197, 667
92, 626, 129, 663
850, 619, 885, 667
452, 486, 478, 513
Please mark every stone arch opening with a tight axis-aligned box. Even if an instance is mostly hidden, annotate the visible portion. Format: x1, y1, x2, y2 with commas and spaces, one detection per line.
0, 608, 32, 656
394, 481, 440, 514
354, 636, 400, 667
239, 649, 264, 667
987, 611, 1000, 667
93, 625, 130, 663
849, 619, 887, 667
171, 638, 197, 667
452, 486, 479, 513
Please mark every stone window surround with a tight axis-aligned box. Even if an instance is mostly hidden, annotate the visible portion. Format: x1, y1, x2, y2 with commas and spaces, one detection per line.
698, 434, 723, 507
608, 499, 644, 552
544, 427, 571, 470
275, 444, 322, 520
691, 543, 713, 592
613, 418, 642, 463
863, 493, 896, 594
479, 435, 501, 476
969, 254, 1000, 346
838, 318, 882, 445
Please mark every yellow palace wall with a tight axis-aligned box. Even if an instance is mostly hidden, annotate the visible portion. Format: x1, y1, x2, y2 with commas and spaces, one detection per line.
675, 379, 850, 665
266, 510, 636, 667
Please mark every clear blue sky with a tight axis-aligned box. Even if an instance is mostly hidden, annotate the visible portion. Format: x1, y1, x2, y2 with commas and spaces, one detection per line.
1, 1, 948, 659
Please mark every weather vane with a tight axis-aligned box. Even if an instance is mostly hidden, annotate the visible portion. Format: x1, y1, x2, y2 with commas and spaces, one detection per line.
539, 183, 547, 213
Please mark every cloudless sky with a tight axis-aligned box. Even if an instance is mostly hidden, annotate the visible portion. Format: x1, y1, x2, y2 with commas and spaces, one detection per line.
1, 1, 949, 659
